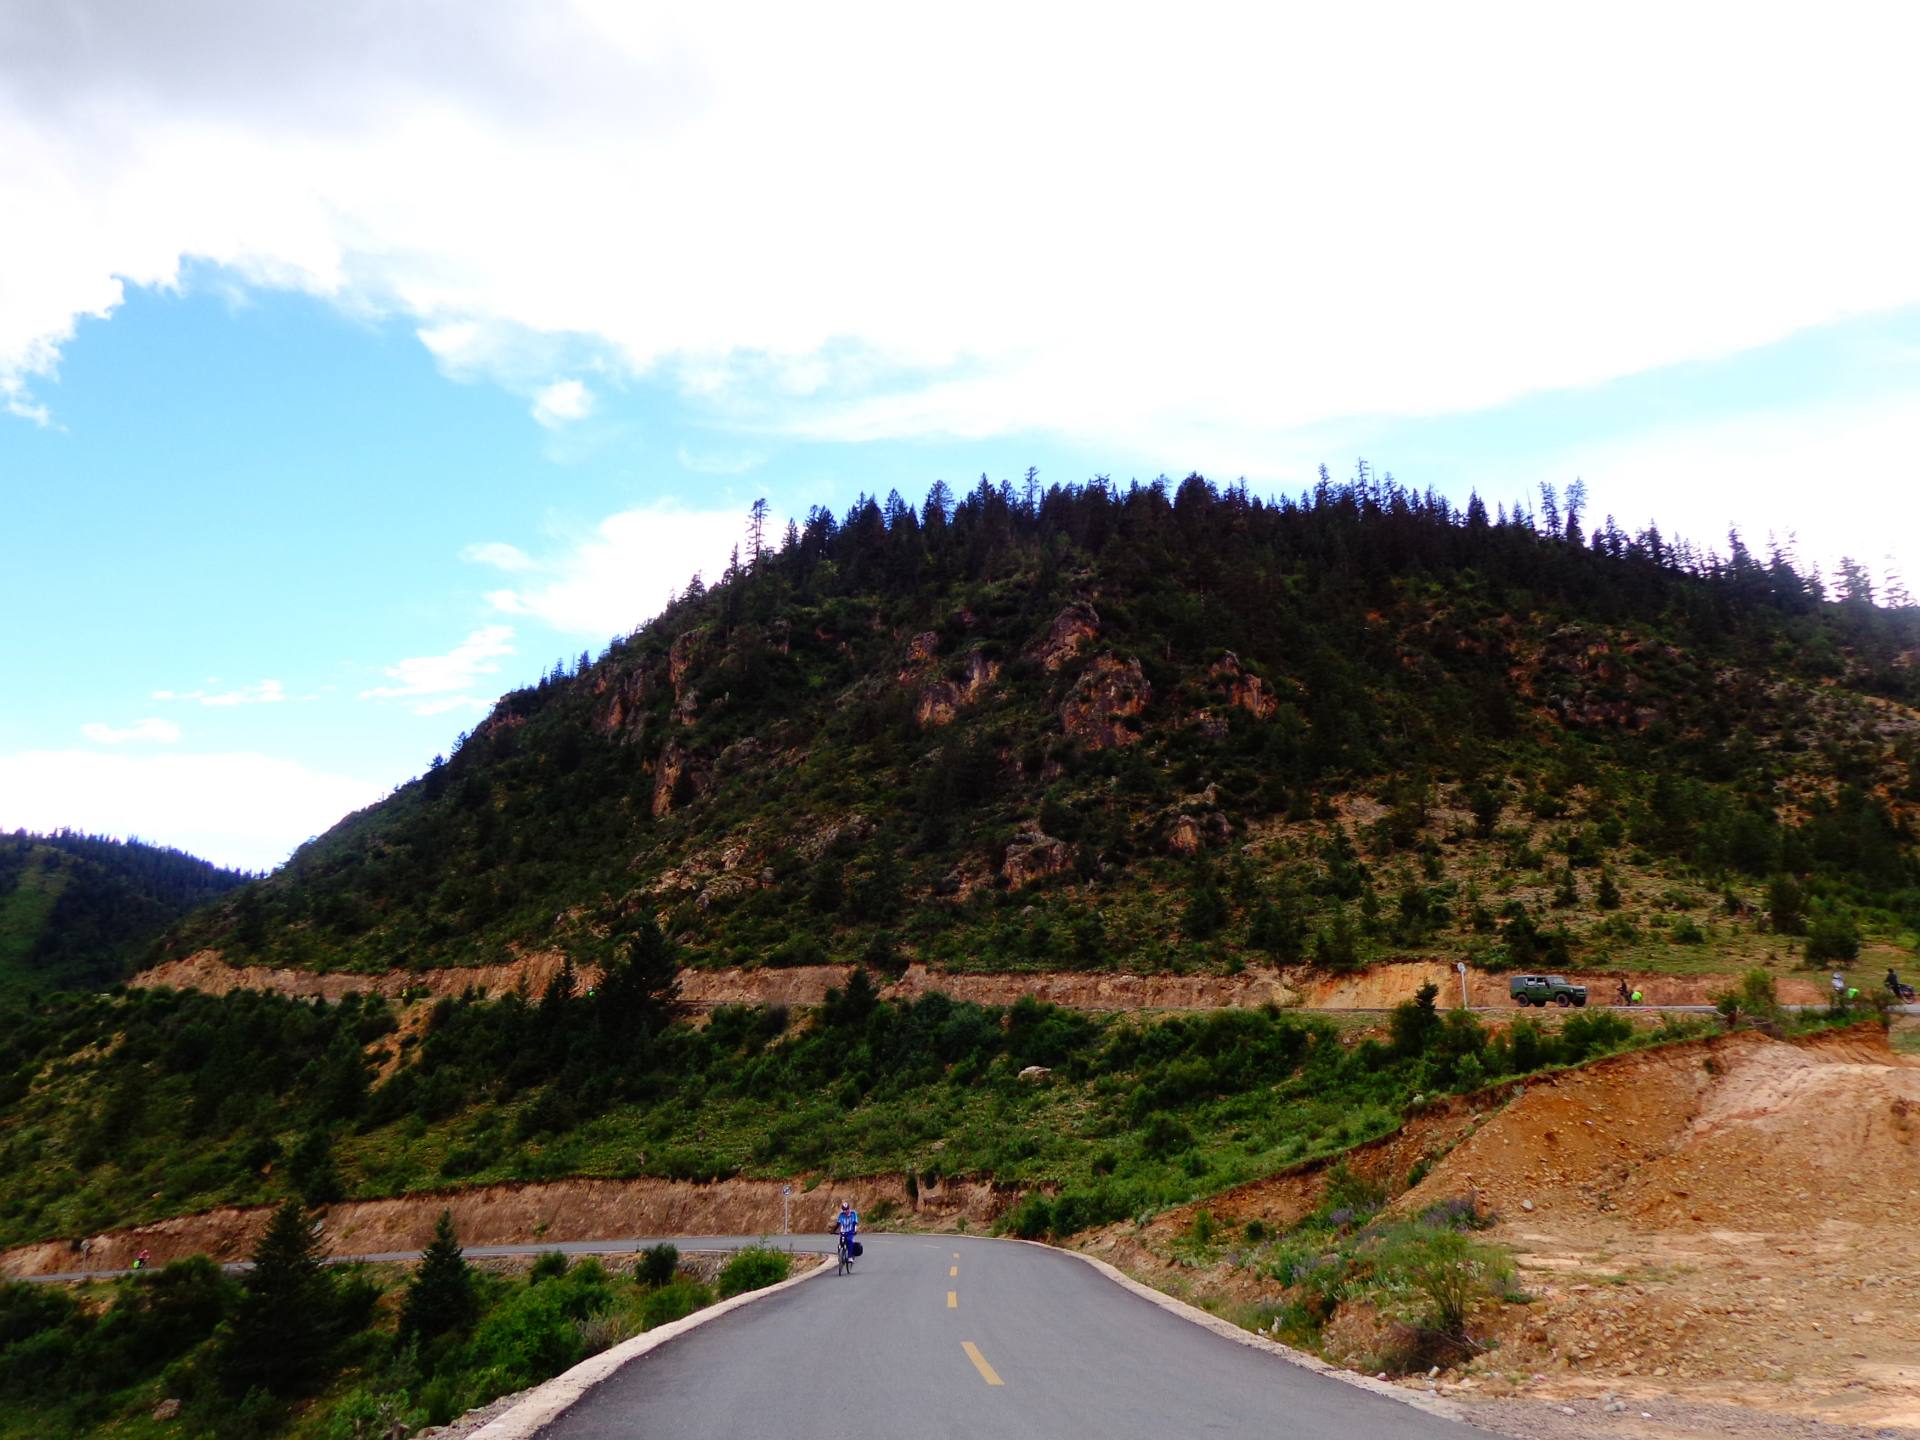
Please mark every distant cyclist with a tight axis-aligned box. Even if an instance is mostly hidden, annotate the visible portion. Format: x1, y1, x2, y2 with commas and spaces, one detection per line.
834, 1201, 859, 1261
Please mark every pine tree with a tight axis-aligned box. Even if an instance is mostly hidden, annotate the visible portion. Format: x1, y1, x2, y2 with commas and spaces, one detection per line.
746, 498, 768, 563
401, 1211, 477, 1344
1595, 869, 1623, 911
220, 1199, 339, 1395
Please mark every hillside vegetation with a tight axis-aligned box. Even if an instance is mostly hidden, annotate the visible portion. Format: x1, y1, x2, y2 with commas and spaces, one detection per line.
0, 832, 249, 996
166, 471, 1920, 987
0, 951, 1726, 1252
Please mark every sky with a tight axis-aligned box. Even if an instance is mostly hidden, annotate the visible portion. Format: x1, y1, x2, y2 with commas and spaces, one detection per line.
2, 0, 1918, 871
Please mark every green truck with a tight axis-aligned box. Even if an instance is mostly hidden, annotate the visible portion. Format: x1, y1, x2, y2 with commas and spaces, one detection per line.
1509, 973, 1588, 1007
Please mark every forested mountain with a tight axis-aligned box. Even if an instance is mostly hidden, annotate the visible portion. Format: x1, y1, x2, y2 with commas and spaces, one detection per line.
168, 468, 1920, 980
0, 831, 251, 994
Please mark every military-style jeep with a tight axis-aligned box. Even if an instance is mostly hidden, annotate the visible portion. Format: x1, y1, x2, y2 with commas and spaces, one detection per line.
1509, 974, 1588, 1007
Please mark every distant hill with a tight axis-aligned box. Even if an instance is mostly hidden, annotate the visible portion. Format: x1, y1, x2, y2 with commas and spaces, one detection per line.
0, 831, 251, 993
166, 469, 1920, 982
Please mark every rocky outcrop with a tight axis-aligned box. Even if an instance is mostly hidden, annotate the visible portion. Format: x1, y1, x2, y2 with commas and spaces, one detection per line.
1164, 810, 1230, 857
1028, 602, 1100, 671
797, 813, 874, 861
1001, 827, 1076, 887
1209, 652, 1277, 720
668, 628, 708, 693
652, 743, 707, 818
899, 630, 942, 677
916, 651, 1001, 727
1060, 653, 1150, 749
592, 665, 653, 740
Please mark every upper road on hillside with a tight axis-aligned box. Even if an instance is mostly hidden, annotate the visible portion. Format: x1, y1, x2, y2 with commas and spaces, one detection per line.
540, 1232, 1481, 1440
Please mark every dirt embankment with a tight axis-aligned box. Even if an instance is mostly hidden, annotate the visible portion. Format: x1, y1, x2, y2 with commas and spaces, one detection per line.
134, 950, 604, 1003
0, 1173, 1020, 1280
137, 953, 1822, 1012
1091, 1025, 1920, 1430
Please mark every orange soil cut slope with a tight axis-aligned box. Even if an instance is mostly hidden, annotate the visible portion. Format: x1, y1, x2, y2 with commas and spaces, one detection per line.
0, 1174, 1021, 1280
1400, 1026, 1920, 1427
136, 953, 1824, 1012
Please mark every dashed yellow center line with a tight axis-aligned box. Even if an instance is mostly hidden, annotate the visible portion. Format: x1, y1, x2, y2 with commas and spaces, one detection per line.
949, 1264, 958, 1277
962, 1341, 1003, 1386
947, 1289, 958, 1308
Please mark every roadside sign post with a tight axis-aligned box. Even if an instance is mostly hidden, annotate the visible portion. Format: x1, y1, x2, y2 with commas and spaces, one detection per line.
782, 1183, 791, 1236
1456, 961, 1469, 1010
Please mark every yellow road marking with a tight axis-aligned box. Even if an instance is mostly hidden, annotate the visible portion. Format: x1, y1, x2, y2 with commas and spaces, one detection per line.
947, 1290, 957, 1308
949, 1265, 958, 1277
962, 1341, 1003, 1386
953, 1252, 960, 1259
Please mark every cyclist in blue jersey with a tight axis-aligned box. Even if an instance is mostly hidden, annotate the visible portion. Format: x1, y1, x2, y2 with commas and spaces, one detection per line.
834, 1201, 859, 1269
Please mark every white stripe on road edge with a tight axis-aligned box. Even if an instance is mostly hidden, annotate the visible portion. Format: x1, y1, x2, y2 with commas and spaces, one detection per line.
1018, 1239, 1470, 1424
468, 1255, 833, 1440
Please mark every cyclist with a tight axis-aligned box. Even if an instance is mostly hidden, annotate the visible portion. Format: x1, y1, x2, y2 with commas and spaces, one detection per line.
834, 1201, 859, 1262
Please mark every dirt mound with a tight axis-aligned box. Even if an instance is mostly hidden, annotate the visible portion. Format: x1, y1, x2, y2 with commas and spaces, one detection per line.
0, 1173, 1020, 1279
1402, 1026, 1920, 1229
1394, 1025, 1920, 1426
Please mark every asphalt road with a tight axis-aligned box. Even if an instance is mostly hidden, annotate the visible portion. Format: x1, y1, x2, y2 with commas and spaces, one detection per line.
545, 1233, 1484, 1440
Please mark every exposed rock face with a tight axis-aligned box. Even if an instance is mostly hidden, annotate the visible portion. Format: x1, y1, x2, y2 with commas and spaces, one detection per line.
1209, 652, 1277, 720
798, 813, 874, 861
1061, 653, 1150, 749
900, 630, 942, 677
1028, 602, 1101, 671
592, 665, 653, 740
1165, 811, 1230, 857
652, 744, 702, 818
916, 651, 1002, 727
668, 628, 707, 693
1002, 828, 1075, 888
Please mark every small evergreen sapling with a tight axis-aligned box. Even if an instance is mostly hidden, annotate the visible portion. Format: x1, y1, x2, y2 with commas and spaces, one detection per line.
402, 1210, 478, 1344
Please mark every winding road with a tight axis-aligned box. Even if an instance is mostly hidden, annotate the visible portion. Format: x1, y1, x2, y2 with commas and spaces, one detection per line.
538, 1233, 1482, 1440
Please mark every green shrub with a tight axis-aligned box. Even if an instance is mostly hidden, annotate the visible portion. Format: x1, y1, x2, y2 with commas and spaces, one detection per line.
1713, 968, 1781, 1029
463, 1264, 614, 1389
1805, 911, 1860, 963
636, 1243, 679, 1288
715, 1247, 790, 1298
529, 1252, 570, 1284
641, 1279, 711, 1329
1003, 1193, 1053, 1239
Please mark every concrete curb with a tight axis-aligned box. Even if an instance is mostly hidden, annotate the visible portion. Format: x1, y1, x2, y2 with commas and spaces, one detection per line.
467, 1252, 833, 1440
1033, 1239, 1472, 1424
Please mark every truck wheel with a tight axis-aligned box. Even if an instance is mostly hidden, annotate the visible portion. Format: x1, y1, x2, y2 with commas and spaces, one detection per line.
1554, 993, 1572, 1007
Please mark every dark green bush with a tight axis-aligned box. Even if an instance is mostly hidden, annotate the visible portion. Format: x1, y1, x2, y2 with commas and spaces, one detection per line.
715, 1247, 790, 1298
636, 1243, 679, 1288
640, 1280, 710, 1329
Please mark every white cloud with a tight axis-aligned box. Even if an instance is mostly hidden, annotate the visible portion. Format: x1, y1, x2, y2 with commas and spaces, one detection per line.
81, 717, 182, 744
461, 540, 538, 572
152, 678, 288, 706
0, 749, 382, 872
530, 378, 593, 428
485, 500, 741, 636
361, 625, 516, 714
5, 0, 1917, 460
